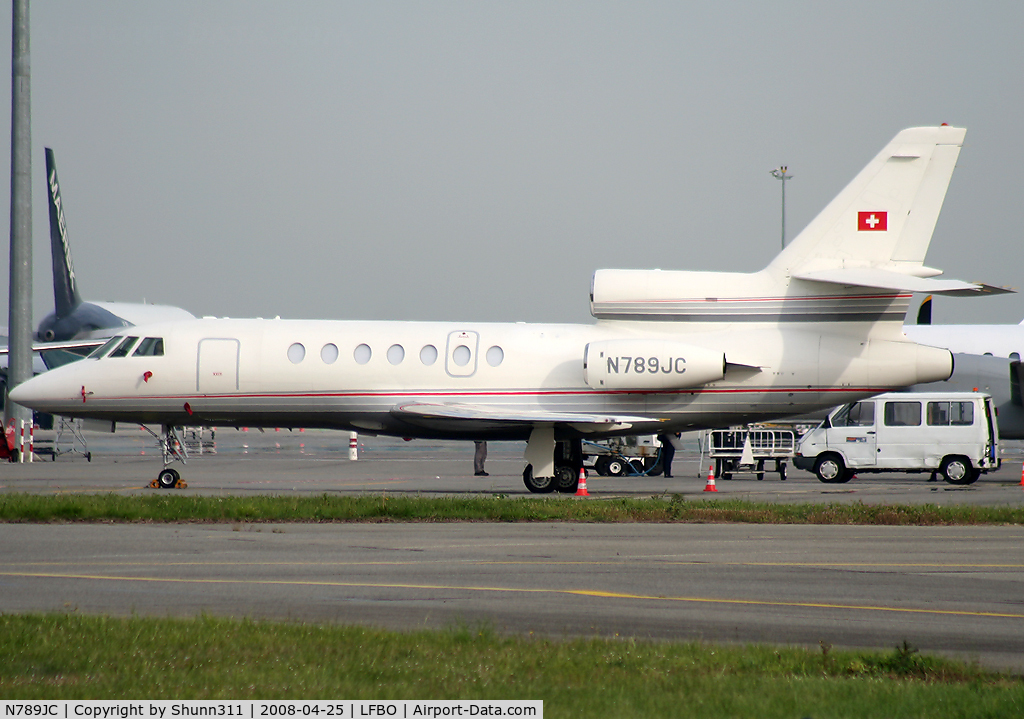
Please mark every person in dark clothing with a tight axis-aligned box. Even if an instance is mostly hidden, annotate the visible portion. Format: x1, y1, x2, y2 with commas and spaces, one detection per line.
658, 432, 680, 477
474, 440, 488, 476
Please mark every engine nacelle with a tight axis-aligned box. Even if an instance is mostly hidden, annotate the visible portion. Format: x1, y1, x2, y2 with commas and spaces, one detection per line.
583, 340, 726, 390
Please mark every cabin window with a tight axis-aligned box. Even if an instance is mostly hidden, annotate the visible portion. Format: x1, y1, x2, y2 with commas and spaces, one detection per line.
1011, 352, 1021, 362
108, 337, 140, 358
883, 401, 921, 427
452, 345, 471, 367
288, 343, 306, 364
133, 337, 164, 357
927, 401, 974, 426
321, 343, 339, 364
354, 344, 372, 365
88, 336, 123, 359
387, 344, 405, 365
486, 345, 504, 367
420, 345, 438, 365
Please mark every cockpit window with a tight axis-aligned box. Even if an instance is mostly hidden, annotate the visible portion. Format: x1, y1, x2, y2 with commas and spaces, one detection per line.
88, 336, 124, 359
108, 336, 140, 358
132, 337, 164, 357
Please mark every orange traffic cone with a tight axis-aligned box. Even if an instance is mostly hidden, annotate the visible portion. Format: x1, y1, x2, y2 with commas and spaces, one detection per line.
1019, 462, 1023, 487
704, 464, 718, 492
575, 467, 590, 497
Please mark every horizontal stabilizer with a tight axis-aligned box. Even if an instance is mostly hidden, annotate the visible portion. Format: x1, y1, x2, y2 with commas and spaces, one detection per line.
0, 337, 107, 356
393, 402, 655, 429
793, 268, 1014, 296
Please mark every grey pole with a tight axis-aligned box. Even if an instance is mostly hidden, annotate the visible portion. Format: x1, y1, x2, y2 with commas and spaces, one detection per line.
6, 0, 32, 428
770, 166, 792, 249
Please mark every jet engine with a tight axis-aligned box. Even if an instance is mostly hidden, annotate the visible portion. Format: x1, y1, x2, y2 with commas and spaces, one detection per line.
583, 340, 726, 390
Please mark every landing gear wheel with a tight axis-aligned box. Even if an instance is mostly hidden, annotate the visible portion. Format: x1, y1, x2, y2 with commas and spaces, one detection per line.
605, 458, 626, 477
522, 464, 556, 494
157, 468, 180, 489
554, 464, 580, 494
941, 456, 978, 485
814, 454, 849, 484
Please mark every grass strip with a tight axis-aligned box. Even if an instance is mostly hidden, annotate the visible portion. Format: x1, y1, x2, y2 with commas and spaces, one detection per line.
2, 614, 1022, 717
1, 492, 1023, 525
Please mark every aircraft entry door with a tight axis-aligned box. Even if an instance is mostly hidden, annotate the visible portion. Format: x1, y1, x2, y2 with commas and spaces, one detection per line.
197, 338, 240, 393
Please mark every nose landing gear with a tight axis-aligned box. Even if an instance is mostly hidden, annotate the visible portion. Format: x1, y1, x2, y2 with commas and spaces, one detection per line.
143, 424, 190, 489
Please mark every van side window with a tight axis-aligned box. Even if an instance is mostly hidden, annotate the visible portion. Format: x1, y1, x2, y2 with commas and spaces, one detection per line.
928, 401, 974, 426
884, 401, 921, 427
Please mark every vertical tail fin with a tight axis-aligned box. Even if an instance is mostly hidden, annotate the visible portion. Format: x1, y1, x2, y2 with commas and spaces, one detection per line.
45, 148, 82, 319
770, 125, 966, 280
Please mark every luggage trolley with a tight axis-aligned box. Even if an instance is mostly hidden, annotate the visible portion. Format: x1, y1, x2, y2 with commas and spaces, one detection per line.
707, 426, 795, 480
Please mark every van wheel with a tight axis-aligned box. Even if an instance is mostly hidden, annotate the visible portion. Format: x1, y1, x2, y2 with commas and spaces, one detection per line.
941, 457, 978, 485
814, 454, 847, 483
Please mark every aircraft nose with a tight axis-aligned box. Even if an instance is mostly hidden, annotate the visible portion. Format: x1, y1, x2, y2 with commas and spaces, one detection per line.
9, 371, 77, 411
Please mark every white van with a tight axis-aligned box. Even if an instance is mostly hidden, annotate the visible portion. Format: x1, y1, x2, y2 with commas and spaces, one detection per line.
793, 392, 1000, 484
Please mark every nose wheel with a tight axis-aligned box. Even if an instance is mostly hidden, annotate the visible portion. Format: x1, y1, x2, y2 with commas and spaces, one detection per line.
151, 467, 186, 489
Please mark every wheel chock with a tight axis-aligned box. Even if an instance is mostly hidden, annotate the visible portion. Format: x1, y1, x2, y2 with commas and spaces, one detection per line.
177, 480, 188, 489
149, 479, 159, 489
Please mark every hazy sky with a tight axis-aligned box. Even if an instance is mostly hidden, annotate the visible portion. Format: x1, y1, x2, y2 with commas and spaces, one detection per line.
1, 1, 1022, 327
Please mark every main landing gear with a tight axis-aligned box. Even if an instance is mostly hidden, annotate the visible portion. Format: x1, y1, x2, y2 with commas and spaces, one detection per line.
143, 424, 189, 489
522, 431, 585, 495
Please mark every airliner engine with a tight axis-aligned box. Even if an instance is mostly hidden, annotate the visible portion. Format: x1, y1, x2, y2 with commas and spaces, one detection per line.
583, 340, 726, 390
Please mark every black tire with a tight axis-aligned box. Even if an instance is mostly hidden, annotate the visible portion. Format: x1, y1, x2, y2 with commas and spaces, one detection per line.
814, 454, 847, 484
157, 468, 180, 489
779, 462, 787, 481
522, 464, 556, 494
756, 459, 765, 481
554, 464, 580, 494
606, 458, 626, 477
594, 456, 611, 476
940, 456, 977, 485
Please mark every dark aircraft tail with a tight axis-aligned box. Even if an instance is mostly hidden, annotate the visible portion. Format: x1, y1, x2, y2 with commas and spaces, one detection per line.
45, 148, 82, 319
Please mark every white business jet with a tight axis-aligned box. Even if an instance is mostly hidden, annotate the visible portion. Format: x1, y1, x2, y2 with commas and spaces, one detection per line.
10, 126, 1008, 491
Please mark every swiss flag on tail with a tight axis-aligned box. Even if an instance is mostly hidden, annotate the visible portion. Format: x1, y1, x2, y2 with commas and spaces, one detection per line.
858, 211, 887, 231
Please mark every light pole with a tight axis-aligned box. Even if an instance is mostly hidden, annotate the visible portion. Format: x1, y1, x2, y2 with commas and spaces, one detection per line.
770, 166, 792, 249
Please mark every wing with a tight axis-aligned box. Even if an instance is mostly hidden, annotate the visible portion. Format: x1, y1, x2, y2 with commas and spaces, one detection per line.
392, 402, 660, 433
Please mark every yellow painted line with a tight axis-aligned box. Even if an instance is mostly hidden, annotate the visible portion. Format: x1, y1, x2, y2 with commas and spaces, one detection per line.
3, 570, 1024, 620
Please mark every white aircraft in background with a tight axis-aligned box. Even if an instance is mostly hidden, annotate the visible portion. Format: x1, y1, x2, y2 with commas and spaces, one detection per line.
34, 148, 195, 348
11, 126, 1008, 490
2, 149, 195, 396
903, 297, 1024, 438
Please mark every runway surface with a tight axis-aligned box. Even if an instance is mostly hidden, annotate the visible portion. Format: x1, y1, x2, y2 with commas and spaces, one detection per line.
2, 429, 1024, 670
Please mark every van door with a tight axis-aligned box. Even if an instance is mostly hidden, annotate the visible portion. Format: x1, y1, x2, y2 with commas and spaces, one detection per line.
828, 400, 877, 467
878, 399, 923, 468
983, 396, 999, 466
